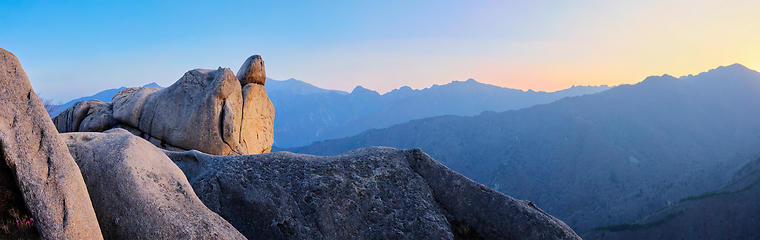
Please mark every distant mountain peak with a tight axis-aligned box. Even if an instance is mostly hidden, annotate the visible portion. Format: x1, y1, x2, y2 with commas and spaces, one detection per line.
725, 63, 748, 69
638, 74, 679, 85
142, 82, 162, 88
691, 63, 759, 79
351, 86, 380, 95
266, 78, 349, 95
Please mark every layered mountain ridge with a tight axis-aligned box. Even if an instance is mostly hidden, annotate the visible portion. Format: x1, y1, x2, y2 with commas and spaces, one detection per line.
285, 64, 760, 233
267, 78, 610, 147
583, 155, 760, 239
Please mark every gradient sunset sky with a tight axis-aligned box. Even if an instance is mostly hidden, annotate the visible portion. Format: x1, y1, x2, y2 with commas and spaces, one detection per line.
2, 0, 759, 102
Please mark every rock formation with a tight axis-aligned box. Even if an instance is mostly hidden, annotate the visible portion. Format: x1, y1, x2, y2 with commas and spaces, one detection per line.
54, 55, 275, 156
166, 147, 580, 239
62, 129, 246, 239
53, 99, 119, 133
0, 47, 103, 239
237, 55, 266, 86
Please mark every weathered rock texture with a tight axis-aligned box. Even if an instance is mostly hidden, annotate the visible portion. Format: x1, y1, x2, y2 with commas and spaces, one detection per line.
166, 146, 580, 239
0, 47, 103, 239
113, 68, 250, 155
241, 83, 275, 153
237, 55, 266, 86
63, 128, 246, 239
54, 55, 275, 156
53, 99, 119, 133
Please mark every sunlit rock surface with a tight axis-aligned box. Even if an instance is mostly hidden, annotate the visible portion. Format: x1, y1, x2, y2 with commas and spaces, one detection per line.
54, 55, 275, 156
0, 47, 103, 239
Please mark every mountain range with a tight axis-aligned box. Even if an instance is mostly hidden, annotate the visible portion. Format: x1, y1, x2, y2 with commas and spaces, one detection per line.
267, 78, 609, 147
282, 64, 760, 233
584, 154, 760, 239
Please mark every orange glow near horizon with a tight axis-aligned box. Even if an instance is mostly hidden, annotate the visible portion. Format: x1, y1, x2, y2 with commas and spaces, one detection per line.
7, 0, 760, 101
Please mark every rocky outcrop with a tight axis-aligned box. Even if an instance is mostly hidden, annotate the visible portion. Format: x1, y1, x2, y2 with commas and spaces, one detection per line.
237, 55, 266, 86
62, 129, 246, 239
113, 68, 249, 155
241, 83, 275, 153
166, 147, 580, 239
54, 56, 275, 156
53, 99, 119, 133
0, 47, 103, 239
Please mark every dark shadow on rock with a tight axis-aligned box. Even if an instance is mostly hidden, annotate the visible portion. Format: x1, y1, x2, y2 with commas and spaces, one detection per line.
166, 147, 580, 240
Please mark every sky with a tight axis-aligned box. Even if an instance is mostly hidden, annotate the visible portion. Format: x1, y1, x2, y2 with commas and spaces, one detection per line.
2, 0, 760, 103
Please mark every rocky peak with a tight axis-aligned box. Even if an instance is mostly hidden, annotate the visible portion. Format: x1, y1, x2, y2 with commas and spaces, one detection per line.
236, 55, 266, 86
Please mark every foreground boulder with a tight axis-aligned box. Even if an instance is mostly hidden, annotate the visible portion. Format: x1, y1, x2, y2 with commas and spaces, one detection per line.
54, 55, 275, 156
167, 147, 580, 239
0, 47, 103, 239
63, 128, 246, 239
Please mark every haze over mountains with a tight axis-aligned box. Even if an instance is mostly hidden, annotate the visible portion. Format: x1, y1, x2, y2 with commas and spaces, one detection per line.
285, 64, 760, 233
267, 78, 609, 147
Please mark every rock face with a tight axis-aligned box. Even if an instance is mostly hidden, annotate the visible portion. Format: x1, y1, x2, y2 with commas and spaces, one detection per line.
166, 147, 580, 239
113, 68, 249, 155
241, 83, 275, 153
62, 128, 246, 239
53, 99, 119, 133
0, 47, 103, 239
237, 55, 266, 86
54, 55, 275, 156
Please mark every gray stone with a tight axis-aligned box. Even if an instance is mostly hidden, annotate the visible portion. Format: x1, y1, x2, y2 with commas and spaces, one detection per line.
62, 128, 246, 239
0, 47, 103, 239
111, 87, 161, 128
55, 56, 275, 156
112, 67, 249, 155
53, 99, 119, 133
240, 83, 275, 154
236, 55, 266, 86
166, 147, 580, 239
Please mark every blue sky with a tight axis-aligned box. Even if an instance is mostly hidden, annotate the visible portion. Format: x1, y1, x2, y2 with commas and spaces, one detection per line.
2, 0, 759, 102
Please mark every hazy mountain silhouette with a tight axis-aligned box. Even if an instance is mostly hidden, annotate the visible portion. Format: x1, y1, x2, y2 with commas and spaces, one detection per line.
283, 64, 760, 233
267, 78, 610, 147
50, 82, 163, 117
584, 154, 760, 239
266, 78, 349, 95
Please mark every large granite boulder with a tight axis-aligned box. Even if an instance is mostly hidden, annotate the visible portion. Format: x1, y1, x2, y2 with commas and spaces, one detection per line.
53, 99, 119, 133
55, 55, 275, 156
241, 83, 275, 154
112, 68, 248, 155
62, 128, 246, 239
166, 147, 580, 239
0, 47, 103, 239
